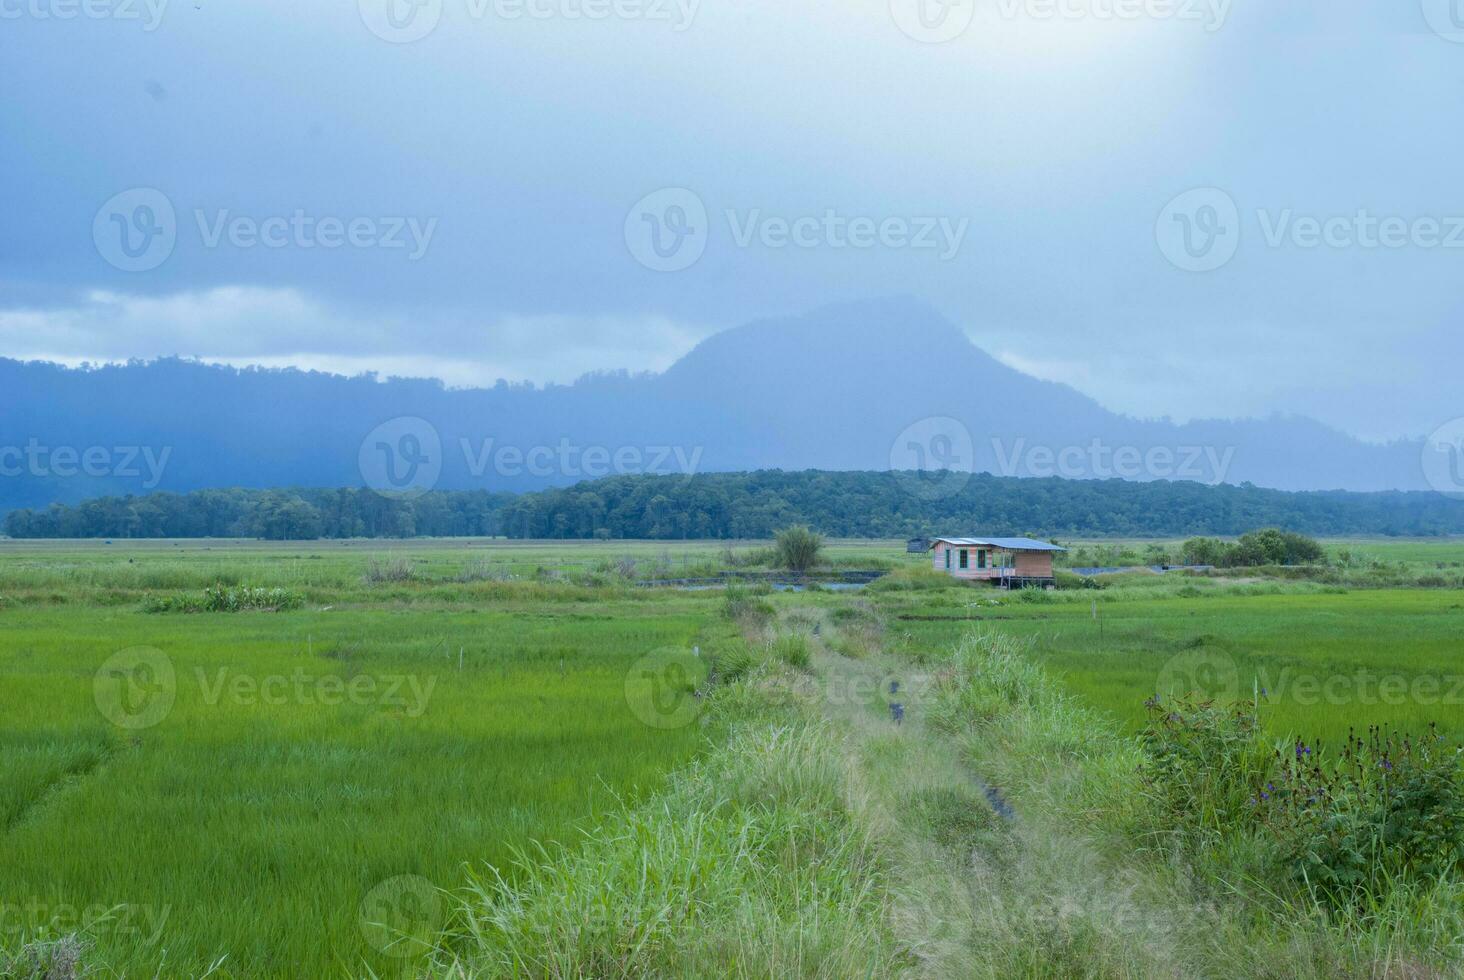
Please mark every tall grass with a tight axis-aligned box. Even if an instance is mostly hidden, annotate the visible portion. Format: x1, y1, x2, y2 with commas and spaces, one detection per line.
437, 664, 899, 978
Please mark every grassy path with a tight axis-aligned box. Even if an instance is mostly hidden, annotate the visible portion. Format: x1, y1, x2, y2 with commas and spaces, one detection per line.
803, 607, 1215, 978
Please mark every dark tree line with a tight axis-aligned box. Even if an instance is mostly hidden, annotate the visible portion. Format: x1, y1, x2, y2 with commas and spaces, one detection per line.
2, 488, 514, 540
7, 471, 1464, 540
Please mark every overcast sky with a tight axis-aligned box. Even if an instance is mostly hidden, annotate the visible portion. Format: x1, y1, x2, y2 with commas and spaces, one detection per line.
2, 0, 1460, 442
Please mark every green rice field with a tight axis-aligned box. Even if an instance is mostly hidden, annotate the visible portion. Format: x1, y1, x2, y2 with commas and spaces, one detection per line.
3, 536, 1462, 975
0, 541, 728, 977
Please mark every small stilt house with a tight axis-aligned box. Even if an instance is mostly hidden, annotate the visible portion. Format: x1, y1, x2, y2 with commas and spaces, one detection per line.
927, 537, 1065, 588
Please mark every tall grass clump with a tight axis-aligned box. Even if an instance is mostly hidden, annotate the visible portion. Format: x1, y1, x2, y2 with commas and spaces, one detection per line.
721, 582, 774, 635
363, 557, 417, 583
773, 525, 823, 573
768, 633, 812, 670
438, 689, 898, 977
1, 934, 87, 980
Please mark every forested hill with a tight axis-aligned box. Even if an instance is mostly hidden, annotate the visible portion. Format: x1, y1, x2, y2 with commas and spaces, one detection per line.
0, 301, 1432, 515
7, 471, 1464, 540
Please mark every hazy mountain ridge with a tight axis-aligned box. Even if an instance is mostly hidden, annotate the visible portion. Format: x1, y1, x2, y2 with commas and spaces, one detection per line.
0, 299, 1428, 513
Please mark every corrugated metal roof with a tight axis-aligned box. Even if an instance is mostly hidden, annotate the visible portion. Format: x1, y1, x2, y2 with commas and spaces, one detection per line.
928, 537, 1066, 552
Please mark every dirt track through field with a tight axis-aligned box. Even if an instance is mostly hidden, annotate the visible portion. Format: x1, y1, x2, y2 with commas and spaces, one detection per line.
799, 604, 1206, 978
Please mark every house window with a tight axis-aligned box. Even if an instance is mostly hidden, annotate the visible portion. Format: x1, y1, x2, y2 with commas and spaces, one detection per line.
977, 549, 987, 569
959, 549, 969, 569
944, 548, 951, 569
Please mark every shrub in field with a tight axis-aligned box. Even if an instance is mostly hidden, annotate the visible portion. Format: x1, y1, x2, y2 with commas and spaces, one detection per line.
773, 525, 822, 572
1261, 724, 1464, 910
145, 585, 304, 613
1141, 695, 1464, 913
1179, 529, 1327, 569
